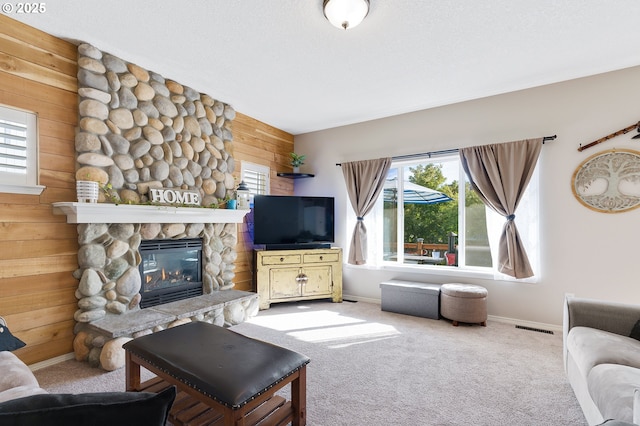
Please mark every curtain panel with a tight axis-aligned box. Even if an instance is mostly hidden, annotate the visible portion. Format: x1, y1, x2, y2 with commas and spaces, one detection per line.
460, 139, 542, 279
341, 158, 392, 265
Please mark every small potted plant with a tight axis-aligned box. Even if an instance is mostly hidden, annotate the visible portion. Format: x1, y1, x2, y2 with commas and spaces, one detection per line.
226, 194, 237, 210
289, 153, 306, 173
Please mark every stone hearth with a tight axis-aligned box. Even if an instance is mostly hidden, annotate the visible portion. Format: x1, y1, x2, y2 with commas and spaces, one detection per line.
85, 290, 258, 370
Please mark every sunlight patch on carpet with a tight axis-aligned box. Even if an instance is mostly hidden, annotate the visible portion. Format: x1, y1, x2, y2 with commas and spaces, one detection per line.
246, 310, 365, 331
287, 322, 401, 344
328, 335, 399, 349
246, 309, 401, 345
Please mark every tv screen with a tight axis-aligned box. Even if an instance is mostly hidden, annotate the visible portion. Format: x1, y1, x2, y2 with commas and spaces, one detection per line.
253, 195, 335, 248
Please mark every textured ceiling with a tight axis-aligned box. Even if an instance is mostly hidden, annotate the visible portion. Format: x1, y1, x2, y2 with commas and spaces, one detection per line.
9, 1, 640, 135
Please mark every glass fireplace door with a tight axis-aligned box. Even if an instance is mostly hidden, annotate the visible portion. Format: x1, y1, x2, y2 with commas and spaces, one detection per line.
138, 238, 203, 308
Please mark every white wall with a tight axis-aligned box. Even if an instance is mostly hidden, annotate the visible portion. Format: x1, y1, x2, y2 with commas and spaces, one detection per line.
293, 65, 640, 327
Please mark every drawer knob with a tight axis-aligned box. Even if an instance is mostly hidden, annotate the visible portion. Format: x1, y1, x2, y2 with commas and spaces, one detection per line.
280, 257, 284, 262
319, 256, 323, 260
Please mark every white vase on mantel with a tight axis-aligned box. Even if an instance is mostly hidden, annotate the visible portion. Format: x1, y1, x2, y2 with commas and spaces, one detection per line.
76, 180, 99, 203
293, 167, 300, 174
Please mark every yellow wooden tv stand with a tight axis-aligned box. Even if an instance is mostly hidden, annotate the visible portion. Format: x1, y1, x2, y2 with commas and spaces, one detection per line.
254, 248, 342, 310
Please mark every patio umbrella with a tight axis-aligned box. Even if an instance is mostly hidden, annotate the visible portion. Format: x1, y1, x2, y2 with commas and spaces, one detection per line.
384, 177, 452, 204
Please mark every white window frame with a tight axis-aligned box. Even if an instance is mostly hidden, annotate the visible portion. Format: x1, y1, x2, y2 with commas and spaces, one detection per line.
347, 153, 540, 282
240, 161, 271, 203
0, 104, 44, 195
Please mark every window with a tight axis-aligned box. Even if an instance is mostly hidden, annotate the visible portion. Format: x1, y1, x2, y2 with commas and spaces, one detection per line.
241, 162, 270, 242
0, 105, 42, 195
361, 153, 539, 278
240, 161, 270, 203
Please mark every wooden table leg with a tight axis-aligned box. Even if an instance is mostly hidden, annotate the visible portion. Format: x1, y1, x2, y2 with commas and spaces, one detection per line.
291, 366, 307, 426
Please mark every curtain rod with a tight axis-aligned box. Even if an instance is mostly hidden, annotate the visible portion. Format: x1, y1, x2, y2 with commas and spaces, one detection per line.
335, 135, 556, 166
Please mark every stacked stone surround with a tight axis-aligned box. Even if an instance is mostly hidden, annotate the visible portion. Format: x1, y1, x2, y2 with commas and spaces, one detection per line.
71, 43, 258, 370
75, 42, 237, 205
74, 221, 240, 323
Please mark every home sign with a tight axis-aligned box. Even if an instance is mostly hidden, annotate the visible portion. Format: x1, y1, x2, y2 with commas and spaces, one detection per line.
149, 188, 200, 206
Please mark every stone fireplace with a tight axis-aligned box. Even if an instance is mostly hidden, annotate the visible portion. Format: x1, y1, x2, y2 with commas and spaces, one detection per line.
50, 42, 260, 370
54, 203, 257, 370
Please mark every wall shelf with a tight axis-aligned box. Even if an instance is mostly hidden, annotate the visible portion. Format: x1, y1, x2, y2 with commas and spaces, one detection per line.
277, 172, 315, 179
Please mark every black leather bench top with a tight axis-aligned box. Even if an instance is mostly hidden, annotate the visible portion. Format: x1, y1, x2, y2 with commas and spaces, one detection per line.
123, 321, 310, 409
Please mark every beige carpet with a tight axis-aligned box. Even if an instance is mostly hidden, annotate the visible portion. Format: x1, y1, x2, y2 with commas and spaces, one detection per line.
33, 300, 586, 425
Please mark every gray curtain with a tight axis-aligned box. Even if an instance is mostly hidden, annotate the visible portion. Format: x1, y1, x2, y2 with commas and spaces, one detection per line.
341, 158, 392, 265
460, 139, 542, 279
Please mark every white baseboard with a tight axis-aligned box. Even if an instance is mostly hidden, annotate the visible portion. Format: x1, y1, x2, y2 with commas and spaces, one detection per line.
344, 294, 561, 333
29, 352, 75, 372
488, 315, 562, 333
342, 294, 380, 305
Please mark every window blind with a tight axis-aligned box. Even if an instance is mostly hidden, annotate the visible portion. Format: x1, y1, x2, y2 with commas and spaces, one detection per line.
0, 118, 28, 174
243, 168, 268, 195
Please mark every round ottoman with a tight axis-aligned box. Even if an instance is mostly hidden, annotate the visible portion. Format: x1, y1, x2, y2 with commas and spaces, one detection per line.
440, 283, 488, 326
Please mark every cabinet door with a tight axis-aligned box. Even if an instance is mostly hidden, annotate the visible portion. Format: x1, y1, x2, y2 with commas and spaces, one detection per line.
269, 268, 303, 300
302, 265, 333, 296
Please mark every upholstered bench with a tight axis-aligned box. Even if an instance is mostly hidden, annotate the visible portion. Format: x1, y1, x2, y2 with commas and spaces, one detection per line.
440, 283, 488, 326
123, 321, 310, 426
380, 280, 441, 319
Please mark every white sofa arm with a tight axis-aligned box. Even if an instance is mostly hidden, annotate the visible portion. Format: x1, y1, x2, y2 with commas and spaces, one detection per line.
0, 351, 47, 403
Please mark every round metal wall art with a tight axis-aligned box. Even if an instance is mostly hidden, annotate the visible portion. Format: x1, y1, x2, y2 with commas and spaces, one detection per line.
572, 148, 640, 213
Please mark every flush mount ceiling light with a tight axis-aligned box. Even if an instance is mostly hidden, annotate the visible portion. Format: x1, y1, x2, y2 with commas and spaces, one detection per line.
323, 0, 370, 30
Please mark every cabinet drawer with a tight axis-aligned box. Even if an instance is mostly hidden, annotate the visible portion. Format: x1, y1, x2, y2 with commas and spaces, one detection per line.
303, 253, 339, 264
261, 254, 302, 265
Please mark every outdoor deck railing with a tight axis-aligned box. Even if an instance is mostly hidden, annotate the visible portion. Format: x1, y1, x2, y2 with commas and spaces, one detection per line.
403, 242, 449, 255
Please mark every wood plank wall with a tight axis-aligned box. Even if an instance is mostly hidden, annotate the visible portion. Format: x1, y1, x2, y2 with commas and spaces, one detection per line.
231, 113, 294, 292
0, 15, 294, 365
0, 14, 79, 365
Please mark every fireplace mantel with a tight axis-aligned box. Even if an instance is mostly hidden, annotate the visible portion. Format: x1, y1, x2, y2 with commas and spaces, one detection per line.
52, 202, 250, 224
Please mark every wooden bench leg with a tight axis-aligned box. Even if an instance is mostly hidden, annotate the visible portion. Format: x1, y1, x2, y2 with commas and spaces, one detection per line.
125, 351, 141, 392
223, 406, 242, 426
292, 366, 307, 426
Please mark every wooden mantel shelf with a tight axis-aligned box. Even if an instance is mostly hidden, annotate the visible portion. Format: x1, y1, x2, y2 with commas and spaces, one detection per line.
52, 202, 250, 224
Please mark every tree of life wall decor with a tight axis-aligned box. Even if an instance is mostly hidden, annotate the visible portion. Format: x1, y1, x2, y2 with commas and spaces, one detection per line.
572, 148, 640, 213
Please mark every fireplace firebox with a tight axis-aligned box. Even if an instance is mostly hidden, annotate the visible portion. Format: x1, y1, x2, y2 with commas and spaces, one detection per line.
138, 238, 203, 309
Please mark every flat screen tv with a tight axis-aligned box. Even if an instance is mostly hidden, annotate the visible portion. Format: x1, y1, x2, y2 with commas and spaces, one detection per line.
253, 195, 335, 250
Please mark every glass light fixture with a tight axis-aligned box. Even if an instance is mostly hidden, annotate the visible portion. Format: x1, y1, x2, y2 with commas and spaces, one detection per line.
323, 0, 370, 30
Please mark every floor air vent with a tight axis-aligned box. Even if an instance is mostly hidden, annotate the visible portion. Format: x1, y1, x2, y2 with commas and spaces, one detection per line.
515, 325, 554, 335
